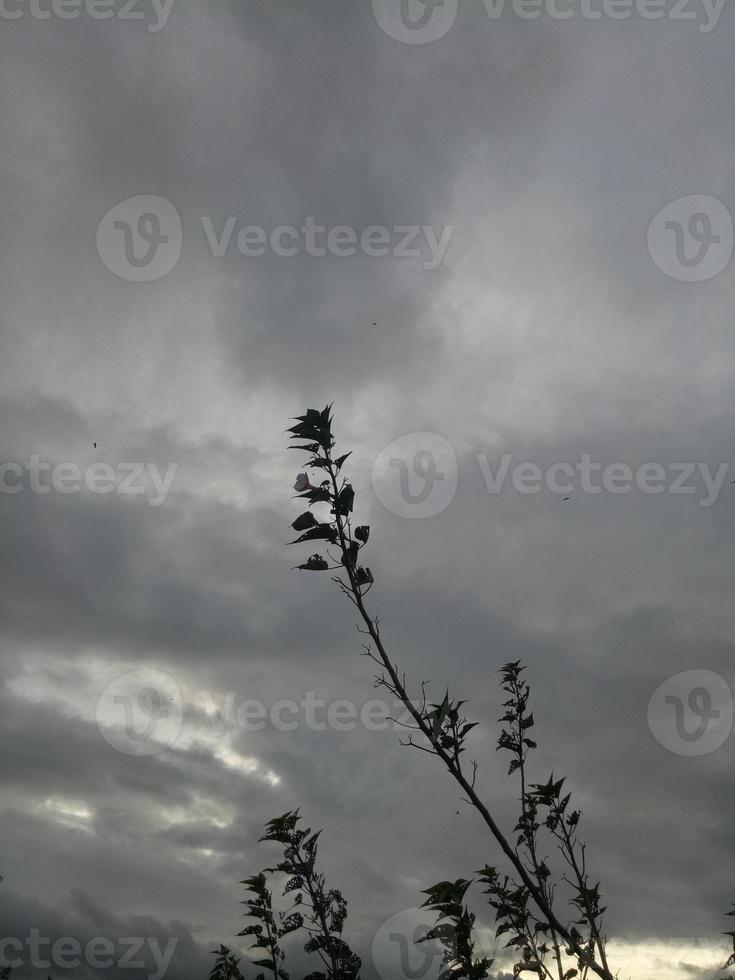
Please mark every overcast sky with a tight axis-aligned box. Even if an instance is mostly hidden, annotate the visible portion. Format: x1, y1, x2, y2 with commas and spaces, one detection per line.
1, 2, 735, 979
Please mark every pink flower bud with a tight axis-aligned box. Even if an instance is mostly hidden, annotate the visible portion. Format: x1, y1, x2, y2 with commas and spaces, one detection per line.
294, 473, 314, 493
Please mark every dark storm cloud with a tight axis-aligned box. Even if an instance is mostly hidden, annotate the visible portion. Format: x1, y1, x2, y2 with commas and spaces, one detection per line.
0, 1, 573, 406
2, 2, 735, 980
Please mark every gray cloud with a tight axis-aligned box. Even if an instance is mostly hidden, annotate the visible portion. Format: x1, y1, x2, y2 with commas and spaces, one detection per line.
1, 3, 734, 980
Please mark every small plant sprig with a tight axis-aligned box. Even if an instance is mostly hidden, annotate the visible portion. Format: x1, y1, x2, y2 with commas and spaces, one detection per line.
233, 811, 360, 980
287, 406, 372, 590
209, 945, 247, 980
479, 661, 609, 980
258, 812, 361, 980
419, 879, 493, 980
238, 872, 291, 980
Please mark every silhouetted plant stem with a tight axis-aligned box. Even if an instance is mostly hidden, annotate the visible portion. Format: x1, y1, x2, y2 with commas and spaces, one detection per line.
345, 586, 607, 979
287, 407, 616, 980
289, 843, 340, 978
504, 668, 566, 980
556, 818, 610, 976
324, 444, 593, 974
